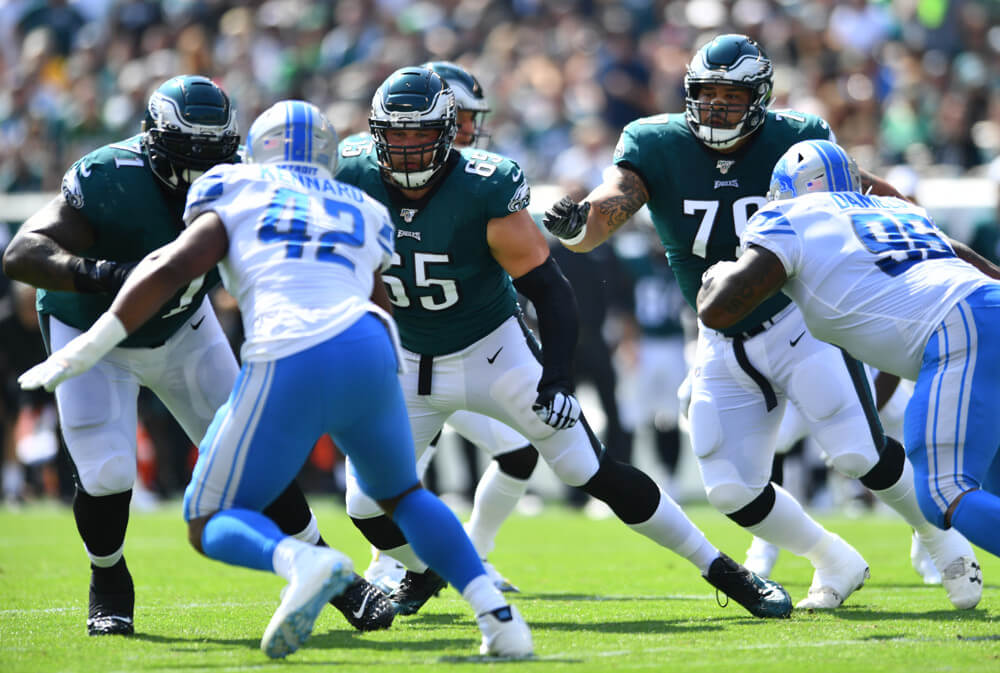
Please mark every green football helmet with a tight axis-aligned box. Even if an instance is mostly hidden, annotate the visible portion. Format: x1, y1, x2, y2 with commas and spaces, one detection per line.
142, 75, 240, 193
421, 61, 490, 147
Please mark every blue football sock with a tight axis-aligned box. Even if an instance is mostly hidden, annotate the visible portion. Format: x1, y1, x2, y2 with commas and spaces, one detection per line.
392, 488, 485, 592
200, 508, 285, 571
950, 490, 1000, 557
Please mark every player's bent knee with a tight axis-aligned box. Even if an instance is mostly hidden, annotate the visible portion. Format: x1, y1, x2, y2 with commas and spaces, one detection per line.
790, 359, 847, 422
79, 454, 136, 496
188, 516, 211, 554
688, 397, 721, 459
914, 483, 947, 529
829, 451, 876, 480
494, 445, 538, 480
706, 480, 761, 515
345, 487, 384, 519
725, 483, 776, 527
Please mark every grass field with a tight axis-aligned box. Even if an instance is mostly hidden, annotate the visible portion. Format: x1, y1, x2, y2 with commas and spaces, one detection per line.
1, 500, 997, 672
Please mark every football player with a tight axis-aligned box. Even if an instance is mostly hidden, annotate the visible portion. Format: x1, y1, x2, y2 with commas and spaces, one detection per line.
698, 138, 997, 574
2, 77, 392, 637
336, 65, 794, 620
542, 34, 981, 610
19, 100, 534, 659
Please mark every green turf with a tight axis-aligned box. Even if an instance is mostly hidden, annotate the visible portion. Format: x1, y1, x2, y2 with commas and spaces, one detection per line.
1, 500, 997, 672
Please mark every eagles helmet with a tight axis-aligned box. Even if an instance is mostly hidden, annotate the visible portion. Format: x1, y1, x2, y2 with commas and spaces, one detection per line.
420, 61, 490, 147
684, 34, 773, 150
246, 100, 338, 173
143, 75, 240, 193
369, 67, 457, 189
767, 140, 861, 201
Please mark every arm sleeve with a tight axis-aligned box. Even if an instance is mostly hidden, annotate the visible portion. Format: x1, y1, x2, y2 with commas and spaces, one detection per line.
512, 255, 579, 391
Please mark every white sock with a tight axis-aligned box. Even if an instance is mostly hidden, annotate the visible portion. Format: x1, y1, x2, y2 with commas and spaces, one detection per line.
383, 543, 428, 573
290, 511, 321, 545
869, 458, 936, 534
87, 543, 124, 568
465, 462, 528, 558
627, 489, 719, 574
461, 574, 507, 615
746, 484, 825, 557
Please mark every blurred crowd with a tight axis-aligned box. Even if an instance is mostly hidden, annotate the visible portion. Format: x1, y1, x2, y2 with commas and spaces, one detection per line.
2, 0, 1000, 507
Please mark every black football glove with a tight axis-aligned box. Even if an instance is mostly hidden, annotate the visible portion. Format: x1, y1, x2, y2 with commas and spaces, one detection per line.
542, 197, 590, 242
532, 384, 581, 430
72, 258, 139, 294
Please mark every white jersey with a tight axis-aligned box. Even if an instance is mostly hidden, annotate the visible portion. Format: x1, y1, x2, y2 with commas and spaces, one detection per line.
184, 162, 397, 362
742, 191, 988, 380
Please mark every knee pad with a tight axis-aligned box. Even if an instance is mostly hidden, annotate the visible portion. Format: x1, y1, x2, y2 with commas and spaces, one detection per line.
789, 356, 849, 423
581, 458, 660, 524
858, 436, 905, 489
494, 445, 539, 480
705, 479, 762, 515
688, 396, 722, 460
539, 424, 601, 487
829, 450, 877, 480
344, 474, 384, 519
73, 434, 136, 496
726, 483, 776, 527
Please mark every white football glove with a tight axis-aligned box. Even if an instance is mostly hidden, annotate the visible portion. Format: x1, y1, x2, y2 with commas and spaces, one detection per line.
532, 386, 581, 430
18, 313, 127, 392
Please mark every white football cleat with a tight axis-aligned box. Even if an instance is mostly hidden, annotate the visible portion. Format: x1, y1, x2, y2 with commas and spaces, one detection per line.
261, 547, 354, 659
477, 604, 533, 658
744, 536, 780, 579
915, 527, 982, 609
363, 547, 406, 595
909, 531, 942, 585
796, 535, 870, 610
482, 560, 519, 593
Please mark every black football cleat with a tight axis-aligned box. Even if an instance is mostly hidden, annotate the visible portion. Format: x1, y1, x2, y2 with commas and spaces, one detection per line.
87, 562, 135, 636
388, 569, 447, 616
703, 552, 792, 619
330, 574, 395, 631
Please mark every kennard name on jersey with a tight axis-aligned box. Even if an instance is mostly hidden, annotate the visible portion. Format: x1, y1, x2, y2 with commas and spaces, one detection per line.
335, 134, 529, 356
41, 135, 220, 347
614, 109, 831, 335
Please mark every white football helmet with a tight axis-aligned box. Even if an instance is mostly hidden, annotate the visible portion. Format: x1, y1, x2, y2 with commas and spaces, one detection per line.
245, 100, 338, 173
767, 139, 861, 201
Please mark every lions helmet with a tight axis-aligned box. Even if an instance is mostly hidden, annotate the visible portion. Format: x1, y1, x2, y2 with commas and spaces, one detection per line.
684, 34, 773, 150
246, 100, 338, 173
369, 67, 457, 189
421, 61, 490, 147
142, 75, 240, 193
767, 140, 861, 201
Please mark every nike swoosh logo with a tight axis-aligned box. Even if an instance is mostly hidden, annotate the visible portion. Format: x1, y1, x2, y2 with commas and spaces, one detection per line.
191, 316, 206, 330
512, 168, 522, 182
352, 593, 370, 619
789, 331, 806, 347
487, 347, 503, 364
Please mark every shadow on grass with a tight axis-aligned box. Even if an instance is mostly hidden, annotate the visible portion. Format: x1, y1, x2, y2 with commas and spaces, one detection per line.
517, 593, 703, 602
790, 606, 996, 622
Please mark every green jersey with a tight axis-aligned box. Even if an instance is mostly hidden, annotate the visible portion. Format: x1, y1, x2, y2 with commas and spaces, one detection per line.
335, 135, 529, 355
614, 110, 832, 336
39, 135, 219, 347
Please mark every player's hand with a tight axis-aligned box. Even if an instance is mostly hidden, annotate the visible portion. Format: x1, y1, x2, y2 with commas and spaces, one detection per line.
105, 261, 139, 294
74, 258, 139, 294
18, 351, 88, 392
542, 197, 590, 243
532, 384, 581, 430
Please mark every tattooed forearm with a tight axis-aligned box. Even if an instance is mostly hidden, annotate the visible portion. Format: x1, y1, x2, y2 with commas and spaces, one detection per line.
594, 168, 648, 232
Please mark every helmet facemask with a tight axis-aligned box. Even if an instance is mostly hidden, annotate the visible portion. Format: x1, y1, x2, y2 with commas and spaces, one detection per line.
369, 67, 458, 190
684, 34, 773, 150
142, 76, 240, 194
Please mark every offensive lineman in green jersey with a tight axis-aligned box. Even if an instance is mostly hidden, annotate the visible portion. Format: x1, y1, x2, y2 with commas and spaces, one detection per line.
1, 76, 395, 636
543, 34, 981, 611
356, 61, 535, 600
337, 65, 794, 620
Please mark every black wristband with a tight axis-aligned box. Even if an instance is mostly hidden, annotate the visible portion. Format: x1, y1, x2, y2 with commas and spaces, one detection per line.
71, 257, 117, 293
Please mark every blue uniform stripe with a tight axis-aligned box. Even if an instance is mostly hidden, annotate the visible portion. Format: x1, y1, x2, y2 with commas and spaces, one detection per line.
291, 101, 308, 162
809, 140, 844, 191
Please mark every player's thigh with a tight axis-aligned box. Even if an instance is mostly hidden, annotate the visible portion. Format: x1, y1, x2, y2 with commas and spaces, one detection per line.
145, 305, 239, 445
688, 330, 782, 495
50, 318, 141, 495
447, 409, 529, 457
774, 333, 881, 477
906, 295, 1000, 524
